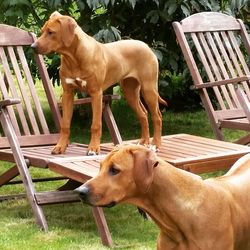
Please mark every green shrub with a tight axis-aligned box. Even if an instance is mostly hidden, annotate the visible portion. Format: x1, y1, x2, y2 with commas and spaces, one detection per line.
0, 0, 249, 110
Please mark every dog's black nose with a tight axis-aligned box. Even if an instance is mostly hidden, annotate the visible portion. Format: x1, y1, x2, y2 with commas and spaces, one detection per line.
31, 42, 37, 49
74, 185, 90, 201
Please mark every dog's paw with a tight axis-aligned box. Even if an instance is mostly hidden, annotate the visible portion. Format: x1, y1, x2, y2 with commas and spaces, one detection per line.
87, 150, 98, 156
148, 144, 159, 152
87, 145, 100, 156
51, 145, 67, 155
136, 138, 150, 147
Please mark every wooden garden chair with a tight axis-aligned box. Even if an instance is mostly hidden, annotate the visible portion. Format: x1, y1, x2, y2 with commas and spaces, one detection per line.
173, 12, 250, 145
0, 24, 123, 247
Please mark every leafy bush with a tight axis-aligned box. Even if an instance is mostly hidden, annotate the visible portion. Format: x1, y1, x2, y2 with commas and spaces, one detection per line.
0, 0, 249, 110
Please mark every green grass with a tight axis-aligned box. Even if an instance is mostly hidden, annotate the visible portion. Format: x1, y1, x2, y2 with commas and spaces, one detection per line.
0, 88, 247, 250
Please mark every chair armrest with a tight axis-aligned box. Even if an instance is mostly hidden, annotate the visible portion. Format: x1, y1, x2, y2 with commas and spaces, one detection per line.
191, 76, 250, 90
0, 98, 21, 108
235, 87, 250, 122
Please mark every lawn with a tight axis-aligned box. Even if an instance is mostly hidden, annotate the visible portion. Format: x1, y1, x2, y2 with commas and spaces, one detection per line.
0, 91, 247, 250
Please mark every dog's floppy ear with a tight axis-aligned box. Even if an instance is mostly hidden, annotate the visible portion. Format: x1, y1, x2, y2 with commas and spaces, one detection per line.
50, 11, 62, 19
132, 149, 159, 193
58, 17, 77, 47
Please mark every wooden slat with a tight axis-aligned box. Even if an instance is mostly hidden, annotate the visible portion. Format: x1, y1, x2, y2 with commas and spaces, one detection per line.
7, 46, 41, 135
213, 31, 250, 100
206, 32, 240, 108
220, 31, 250, 100
34, 52, 61, 131
35, 191, 80, 205
192, 76, 250, 90
199, 32, 234, 109
0, 134, 60, 149
215, 108, 246, 120
48, 161, 99, 183
227, 31, 250, 98
0, 47, 31, 134
191, 33, 226, 110
0, 72, 21, 135
49, 154, 106, 163
17, 46, 50, 134
220, 119, 250, 131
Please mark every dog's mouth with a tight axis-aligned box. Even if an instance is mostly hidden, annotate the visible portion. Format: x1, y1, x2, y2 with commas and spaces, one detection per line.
79, 196, 117, 208
98, 201, 117, 208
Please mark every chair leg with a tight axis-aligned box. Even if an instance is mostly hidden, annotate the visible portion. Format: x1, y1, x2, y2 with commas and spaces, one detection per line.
92, 207, 113, 247
235, 133, 250, 145
103, 102, 122, 145
214, 126, 225, 141
0, 109, 48, 231
0, 164, 19, 187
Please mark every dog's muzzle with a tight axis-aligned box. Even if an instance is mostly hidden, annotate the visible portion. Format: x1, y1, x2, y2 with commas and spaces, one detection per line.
31, 42, 46, 54
75, 185, 117, 208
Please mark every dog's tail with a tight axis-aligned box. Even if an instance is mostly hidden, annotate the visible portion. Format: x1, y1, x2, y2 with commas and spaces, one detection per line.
158, 95, 168, 107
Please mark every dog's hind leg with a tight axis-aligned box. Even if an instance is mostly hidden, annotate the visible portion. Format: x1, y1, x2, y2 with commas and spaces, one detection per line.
121, 78, 150, 145
141, 86, 162, 148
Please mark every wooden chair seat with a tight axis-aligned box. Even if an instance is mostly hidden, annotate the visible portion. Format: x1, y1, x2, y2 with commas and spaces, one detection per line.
101, 134, 250, 174
0, 143, 111, 168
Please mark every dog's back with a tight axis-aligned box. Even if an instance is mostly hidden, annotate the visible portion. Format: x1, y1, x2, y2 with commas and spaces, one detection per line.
205, 154, 250, 249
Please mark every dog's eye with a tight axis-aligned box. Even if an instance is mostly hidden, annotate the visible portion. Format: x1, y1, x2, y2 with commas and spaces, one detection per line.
47, 30, 54, 36
109, 166, 120, 176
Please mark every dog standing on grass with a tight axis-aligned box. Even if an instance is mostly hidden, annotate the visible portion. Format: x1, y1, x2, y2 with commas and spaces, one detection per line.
76, 145, 250, 250
31, 11, 167, 155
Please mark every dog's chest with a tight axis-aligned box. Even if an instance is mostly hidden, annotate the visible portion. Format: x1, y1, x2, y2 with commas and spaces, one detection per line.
65, 77, 87, 91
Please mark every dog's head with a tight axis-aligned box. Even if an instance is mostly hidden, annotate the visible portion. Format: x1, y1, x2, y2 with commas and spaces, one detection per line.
75, 145, 159, 208
31, 11, 77, 54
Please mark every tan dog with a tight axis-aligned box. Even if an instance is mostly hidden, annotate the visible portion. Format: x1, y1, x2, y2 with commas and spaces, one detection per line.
75, 145, 250, 249
31, 11, 167, 155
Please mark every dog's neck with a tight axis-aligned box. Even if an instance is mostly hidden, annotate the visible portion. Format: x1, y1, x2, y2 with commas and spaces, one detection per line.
128, 163, 207, 243
59, 26, 99, 69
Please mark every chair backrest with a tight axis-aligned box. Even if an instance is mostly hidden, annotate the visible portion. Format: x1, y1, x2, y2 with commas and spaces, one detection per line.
173, 12, 250, 122
0, 24, 61, 148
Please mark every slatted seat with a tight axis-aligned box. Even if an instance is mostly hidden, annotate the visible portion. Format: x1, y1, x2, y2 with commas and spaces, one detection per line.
173, 12, 250, 144
99, 134, 250, 174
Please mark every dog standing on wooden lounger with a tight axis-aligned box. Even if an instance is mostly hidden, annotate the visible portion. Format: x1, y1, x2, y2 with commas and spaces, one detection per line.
31, 11, 167, 155
75, 145, 250, 250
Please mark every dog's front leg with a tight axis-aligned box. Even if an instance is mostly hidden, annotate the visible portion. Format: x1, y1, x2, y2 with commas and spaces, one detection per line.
52, 87, 74, 154
87, 91, 103, 155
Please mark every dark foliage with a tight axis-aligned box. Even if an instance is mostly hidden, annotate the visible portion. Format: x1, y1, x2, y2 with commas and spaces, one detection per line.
0, 0, 249, 110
